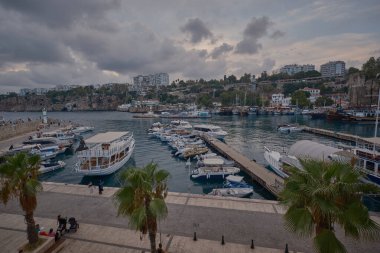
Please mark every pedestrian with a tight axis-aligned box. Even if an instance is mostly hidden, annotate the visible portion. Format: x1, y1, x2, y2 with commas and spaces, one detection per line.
98, 180, 103, 195
88, 181, 93, 194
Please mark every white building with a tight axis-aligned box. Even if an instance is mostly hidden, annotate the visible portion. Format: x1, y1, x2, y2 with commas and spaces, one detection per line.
320, 61, 346, 78
271, 93, 291, 107
133, 73, 169, 87
302, 87, 321, 103
280, 64, 315, 75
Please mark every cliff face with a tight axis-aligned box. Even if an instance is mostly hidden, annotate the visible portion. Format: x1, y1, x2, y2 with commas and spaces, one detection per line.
0, 94, 125, 111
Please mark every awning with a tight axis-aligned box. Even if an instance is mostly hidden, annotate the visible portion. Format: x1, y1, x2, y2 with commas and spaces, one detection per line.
85, 132, 129, 144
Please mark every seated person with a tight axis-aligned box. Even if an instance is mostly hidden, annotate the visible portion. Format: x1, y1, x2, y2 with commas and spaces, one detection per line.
35, 224, 40, 233
48, 228, 55, 237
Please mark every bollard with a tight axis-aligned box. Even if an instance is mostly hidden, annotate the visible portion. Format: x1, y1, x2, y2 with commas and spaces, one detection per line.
285, 243, 289, 253
251, 240, 254, 249
193, 232, 197, 241
221, 235, 225, 245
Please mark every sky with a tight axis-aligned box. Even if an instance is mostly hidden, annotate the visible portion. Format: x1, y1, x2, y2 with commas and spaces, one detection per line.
0, 0, 379, 92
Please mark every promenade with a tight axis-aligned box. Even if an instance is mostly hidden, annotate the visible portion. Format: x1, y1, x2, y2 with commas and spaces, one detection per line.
1, 182, 379, 253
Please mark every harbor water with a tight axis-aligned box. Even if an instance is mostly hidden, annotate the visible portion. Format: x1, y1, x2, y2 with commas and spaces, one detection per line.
2, 111, 379, 210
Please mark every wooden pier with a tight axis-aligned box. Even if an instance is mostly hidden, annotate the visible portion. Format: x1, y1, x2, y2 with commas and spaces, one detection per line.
302, 126, 380, 148
200, 135, 284, 198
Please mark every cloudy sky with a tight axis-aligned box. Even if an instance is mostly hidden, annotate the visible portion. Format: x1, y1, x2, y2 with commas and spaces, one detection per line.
0, 0, 379, 92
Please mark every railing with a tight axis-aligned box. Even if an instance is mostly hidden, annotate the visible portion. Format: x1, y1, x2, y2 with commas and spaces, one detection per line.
77, 136, 134, 157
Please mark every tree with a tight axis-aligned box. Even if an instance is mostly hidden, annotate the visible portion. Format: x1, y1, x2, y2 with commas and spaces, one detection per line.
280, 160, 380, 253
347, 67, 360, 75
227, 75, 237, 84
239, 73, 251, 83
291, 90, 310, 108
315, 96, 334, 107
197, 94, 213, 108
362, 57, 380, 80
0, 153, 42, 245
114, 163, 170, 253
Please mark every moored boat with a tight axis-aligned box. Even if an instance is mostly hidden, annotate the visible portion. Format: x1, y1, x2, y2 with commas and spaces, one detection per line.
191, 166, 240, 180
193, 124, 228, 140
75, 131, 135, 176
208, 187, 253, 198
39, 160, 65, 174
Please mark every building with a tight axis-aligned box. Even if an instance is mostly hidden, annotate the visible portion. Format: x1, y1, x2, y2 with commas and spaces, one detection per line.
320, 61, 346, 78
133, 73, 169, 87
302, 87, 321, 103
271, 93, 291, 107
280, 64, 315, 75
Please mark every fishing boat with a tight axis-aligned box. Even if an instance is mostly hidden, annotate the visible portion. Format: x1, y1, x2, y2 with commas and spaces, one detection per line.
208, 187, 253, 198
193, 124, 228, 140
30, 145, 67, 161
182, 147, 209, 159
75, 131, 135, 176
191, 166, 240, 180
225, 175, 244, 183
39, 160, 65, 174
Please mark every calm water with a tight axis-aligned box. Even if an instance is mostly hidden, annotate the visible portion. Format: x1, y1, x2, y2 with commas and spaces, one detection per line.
2, 111, 379, 209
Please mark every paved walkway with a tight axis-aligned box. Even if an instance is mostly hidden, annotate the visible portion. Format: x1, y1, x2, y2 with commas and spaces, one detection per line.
0, 182, 379, 253
0, 213, 296, 253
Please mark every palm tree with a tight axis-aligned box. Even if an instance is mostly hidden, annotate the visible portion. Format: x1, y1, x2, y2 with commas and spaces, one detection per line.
280, 159, 380, 253
114, 162, 170, 253
0, 152, 41, 245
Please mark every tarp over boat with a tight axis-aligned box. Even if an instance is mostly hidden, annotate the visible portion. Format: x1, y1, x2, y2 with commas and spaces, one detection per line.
288, 140, 340, 161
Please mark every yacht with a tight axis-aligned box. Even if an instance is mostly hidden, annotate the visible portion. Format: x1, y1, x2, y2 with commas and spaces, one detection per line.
193, 124, 228, 140
75, 131, 135, 176
264, 146, 302, 178
170, 120, 193, 130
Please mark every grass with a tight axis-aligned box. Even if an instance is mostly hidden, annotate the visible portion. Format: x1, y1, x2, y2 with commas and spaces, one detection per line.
21, 238, 47, 252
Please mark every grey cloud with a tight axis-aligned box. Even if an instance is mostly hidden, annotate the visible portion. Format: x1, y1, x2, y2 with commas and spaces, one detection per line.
235, 16, 273, 55
209, 43, 234, 59
0, 13, 72, 65
0, 0, 120, 28
270, 30, 285, 39
180, 18, 214, 43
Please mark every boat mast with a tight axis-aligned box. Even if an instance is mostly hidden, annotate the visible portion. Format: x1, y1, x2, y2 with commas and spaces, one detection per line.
373, 88, 380, 153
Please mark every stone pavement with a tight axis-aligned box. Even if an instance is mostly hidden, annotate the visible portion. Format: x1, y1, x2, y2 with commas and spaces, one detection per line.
0, 182, 379, 253
0, 213, 296, 253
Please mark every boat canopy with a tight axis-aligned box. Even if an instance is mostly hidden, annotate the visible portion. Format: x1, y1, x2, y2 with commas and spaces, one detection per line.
85, 132, 129, 144
288, 140, 340, 161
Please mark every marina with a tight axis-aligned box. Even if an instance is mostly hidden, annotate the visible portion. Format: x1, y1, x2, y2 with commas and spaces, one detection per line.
1, 111, 380, 209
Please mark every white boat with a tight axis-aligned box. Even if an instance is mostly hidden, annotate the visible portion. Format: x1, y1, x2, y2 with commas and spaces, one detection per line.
117, 104, 132, 112
171, 120, 192, 130
39, 160, 65, 174
209, 187, 253, 198
30, 145, 66, 161
264, 147, 289, 178
193, 124, 228, 140
196, 157, 235, 167
75, 131, 135, 176
225, 175, 244, 183
277, 124, 303, 133
41, 131, 76, 141
191, 166, 240, 180
70, 126, 94, 135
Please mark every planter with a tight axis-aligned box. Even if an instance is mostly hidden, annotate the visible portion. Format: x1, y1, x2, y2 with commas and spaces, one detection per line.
18, 236, 55, 253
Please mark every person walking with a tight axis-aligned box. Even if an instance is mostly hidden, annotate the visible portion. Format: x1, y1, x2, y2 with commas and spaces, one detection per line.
98, 180, 103, 195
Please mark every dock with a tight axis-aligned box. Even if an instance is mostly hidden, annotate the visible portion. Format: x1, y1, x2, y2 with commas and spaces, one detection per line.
302, 126, 380, 148
200, 134, 284, 198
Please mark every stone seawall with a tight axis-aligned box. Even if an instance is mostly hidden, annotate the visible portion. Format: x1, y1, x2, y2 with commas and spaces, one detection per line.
0, 120, 41, 141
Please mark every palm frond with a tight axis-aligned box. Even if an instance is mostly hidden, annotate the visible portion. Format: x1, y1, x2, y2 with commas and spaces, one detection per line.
149, 198, 168, 220
284, 206, 314, 237
313, 229, 347, 253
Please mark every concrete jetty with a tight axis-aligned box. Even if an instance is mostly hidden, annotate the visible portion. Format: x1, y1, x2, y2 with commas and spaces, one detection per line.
302, 126, 380, 148
200, 134, 284, 197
